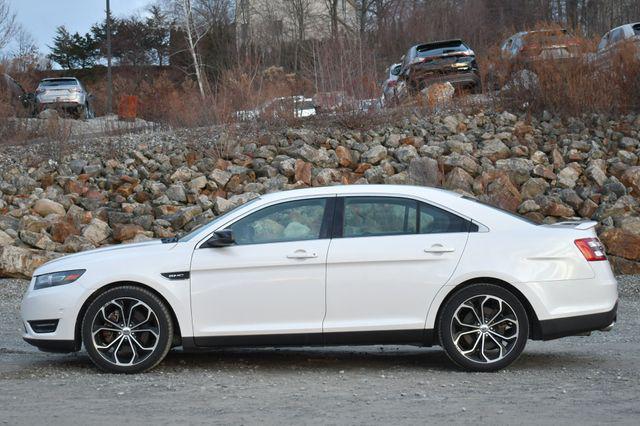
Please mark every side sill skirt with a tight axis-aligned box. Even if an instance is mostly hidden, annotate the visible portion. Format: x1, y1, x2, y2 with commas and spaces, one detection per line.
182, 329, 435, 351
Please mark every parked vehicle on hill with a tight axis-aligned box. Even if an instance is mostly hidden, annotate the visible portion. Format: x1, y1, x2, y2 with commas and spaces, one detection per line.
500, 29, 584, 62
35, 77, 95, 119
488, 28, 585, 90
594, 22, 640, 65
382, 62, 403, 105
21, 185, 617, 373
312, 91, 352, 113
235, 95, 316, 121
400, 39, 481, 94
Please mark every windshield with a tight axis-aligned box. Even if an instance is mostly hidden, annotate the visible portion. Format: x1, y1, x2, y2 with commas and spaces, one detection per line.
39, 79, 78, 87
178, 196, 262, 242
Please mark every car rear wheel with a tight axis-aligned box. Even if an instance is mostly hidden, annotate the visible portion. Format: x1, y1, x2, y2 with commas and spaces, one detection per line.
81, 286, 173, 373
438, 283, 529, 372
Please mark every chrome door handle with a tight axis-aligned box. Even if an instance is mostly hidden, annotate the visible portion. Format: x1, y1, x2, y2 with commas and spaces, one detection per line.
286, 250, 318, 259
424, 245, 455, 253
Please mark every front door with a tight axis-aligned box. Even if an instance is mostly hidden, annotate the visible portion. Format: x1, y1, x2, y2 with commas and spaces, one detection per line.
190, 197, 334, 345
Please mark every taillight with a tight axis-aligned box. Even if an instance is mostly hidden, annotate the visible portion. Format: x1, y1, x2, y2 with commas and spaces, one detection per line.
575, 238, 607, 261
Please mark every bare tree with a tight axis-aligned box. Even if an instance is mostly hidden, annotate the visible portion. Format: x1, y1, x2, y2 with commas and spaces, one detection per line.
0, 0, 17, 52
325, 0, 340, 39
193, 0, 235, 77
9, 26, 40, 73
282, 0, 314, 71
174, 0, 208, 98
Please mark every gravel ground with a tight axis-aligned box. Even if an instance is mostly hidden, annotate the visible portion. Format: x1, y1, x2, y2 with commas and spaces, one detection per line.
1, 277, 639, 425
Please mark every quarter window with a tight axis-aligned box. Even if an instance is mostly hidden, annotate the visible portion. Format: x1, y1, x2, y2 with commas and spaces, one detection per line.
419, 203, 470, 234
230, 198, 327, 245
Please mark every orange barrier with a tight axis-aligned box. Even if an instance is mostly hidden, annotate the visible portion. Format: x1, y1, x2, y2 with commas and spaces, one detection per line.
118, 95, 139, 121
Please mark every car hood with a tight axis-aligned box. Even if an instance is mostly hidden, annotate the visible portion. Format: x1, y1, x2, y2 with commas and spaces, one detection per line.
34, 240, 175, 276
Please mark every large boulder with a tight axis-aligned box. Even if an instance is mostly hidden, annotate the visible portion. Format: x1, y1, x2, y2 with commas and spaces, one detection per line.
622, 166, 640, 195
0, 245, 61, 279
600, 228, 640, 261
361, 145, 387, 165
33, 199, 66, 217
486, 174, 521, 212
479, 139, 511, 162
82, 218, 112, 245
408, 157, 442, 187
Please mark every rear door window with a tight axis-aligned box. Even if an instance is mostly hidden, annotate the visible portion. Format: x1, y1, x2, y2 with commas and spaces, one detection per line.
343, 197, 417, 238
340, 197, 473, 238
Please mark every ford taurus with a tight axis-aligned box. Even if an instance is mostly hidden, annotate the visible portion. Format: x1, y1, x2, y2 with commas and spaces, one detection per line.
21, 185, 618, 373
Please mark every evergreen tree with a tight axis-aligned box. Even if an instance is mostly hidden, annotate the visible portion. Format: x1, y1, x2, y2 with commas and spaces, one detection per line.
48, 26, 74, 69
48, 26, 99, 69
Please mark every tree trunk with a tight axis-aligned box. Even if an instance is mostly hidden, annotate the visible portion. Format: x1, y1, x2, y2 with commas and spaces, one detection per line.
181, 0, 206, 99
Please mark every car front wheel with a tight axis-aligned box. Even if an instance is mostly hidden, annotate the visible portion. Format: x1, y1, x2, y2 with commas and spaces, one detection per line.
81, 286, 174, 373
438, 283, 529, 372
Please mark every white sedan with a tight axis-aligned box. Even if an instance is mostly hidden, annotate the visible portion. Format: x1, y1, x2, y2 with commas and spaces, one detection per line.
21, 185, 618, 373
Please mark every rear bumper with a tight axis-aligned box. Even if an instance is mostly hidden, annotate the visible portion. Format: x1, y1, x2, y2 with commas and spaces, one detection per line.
537, 302, 617, 340
409, 70, 480, 88
37, 102, 83, 110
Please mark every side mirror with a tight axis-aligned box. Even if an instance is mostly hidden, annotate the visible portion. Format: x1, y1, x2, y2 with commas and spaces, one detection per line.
203, 229, 235, 248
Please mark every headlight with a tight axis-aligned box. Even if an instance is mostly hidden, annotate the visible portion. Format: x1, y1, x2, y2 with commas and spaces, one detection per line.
34, 269, 85, 290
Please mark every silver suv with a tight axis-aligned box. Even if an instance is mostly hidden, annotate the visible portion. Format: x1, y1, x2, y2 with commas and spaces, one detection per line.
595, 22, 640, 66
35, 77, 94, 119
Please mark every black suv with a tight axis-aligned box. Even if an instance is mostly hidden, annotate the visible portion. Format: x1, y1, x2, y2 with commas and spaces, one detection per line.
400, 39, 481, 93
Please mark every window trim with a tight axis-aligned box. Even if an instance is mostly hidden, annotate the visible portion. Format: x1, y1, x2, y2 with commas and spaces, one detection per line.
333, 195, 475, 240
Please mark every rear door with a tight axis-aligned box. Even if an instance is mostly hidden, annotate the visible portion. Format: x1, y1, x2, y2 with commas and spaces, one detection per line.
323, 196, 471, 336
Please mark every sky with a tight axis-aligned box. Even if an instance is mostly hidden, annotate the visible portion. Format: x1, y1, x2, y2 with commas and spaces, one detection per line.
7, 0, 154, 54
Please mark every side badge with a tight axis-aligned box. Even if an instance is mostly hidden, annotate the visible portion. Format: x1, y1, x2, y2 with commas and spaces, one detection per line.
161, 271, 190, 280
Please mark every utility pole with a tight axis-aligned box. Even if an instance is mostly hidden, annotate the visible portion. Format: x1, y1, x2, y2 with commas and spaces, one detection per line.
106, 0, 113, 114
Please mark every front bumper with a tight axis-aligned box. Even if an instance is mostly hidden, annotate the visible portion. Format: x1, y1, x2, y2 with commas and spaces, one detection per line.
23, 337, 79, 353
21, 277, 89, 351
537, 302, 617, 340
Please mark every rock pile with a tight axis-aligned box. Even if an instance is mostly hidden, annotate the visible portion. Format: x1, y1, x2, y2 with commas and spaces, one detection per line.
1, 110, 640, 278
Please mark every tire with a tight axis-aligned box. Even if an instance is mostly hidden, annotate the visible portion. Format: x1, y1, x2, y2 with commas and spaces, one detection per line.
438, 283, 529, 372
85, 104, 95, 119
81, 285, 174, 373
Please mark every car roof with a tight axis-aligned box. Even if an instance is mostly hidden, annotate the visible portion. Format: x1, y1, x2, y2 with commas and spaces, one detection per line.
257, 184, 460, 201
609, 22, 640, 31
